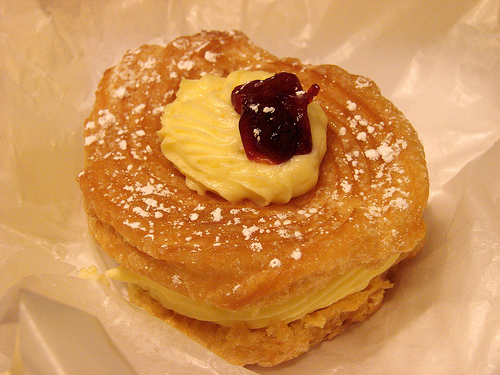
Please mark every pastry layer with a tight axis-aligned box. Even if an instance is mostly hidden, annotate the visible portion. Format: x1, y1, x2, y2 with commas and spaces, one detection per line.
106, 253, 399, 329
129, 273, 393, 367
78, 30, 429, 367
78, 30, 428, 311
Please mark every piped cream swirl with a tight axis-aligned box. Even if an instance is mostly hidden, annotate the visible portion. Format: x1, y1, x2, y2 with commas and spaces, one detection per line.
158, 70, 327, 206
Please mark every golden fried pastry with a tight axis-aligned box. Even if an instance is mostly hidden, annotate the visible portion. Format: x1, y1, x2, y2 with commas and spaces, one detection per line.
78, 30, 428, 366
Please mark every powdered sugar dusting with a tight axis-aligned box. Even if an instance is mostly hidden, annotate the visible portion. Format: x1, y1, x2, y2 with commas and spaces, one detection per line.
204, 51, 217, 62
211, 207, 223, 222
242, 225, 260, 240
178, 59, 195, 70
269, 258, 281, 268
78, 31, 421, 299
346, 100, 357, 111
291, 250, 302, 260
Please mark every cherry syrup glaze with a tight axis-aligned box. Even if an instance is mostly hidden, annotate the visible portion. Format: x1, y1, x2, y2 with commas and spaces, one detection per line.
231, 72, 320, 164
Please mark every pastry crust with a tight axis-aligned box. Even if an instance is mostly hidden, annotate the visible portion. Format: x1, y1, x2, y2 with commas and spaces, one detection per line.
129, 275, 392, 367
78, 30, 429, 366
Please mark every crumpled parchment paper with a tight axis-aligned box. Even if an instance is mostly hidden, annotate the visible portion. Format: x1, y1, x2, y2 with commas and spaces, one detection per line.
0, 0, 499, 374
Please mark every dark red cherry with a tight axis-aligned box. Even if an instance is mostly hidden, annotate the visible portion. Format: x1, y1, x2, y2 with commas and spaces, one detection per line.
231, 72, 319, 164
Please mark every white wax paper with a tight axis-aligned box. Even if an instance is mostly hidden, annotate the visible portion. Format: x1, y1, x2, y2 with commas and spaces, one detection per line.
1, 0, 499, 374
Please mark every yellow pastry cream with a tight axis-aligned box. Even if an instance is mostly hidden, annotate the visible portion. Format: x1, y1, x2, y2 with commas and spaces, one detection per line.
158, 70, 328, 206
105, 254, 399, 329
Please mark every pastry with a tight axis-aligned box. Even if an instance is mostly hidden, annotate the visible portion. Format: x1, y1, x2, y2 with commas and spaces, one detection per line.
78, 30, 428, 366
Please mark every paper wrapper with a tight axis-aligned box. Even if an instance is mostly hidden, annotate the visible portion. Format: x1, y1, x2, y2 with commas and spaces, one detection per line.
1, 0, 499, 374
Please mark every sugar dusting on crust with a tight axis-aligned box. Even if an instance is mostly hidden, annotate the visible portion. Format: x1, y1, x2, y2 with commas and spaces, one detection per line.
79, 30, 422, 296
330, 92, 414, 223
80, 32, 324, 272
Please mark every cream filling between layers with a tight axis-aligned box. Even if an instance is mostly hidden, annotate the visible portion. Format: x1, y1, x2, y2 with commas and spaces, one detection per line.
105, 253, 399, 329
158, 70, 328, 206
